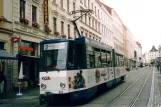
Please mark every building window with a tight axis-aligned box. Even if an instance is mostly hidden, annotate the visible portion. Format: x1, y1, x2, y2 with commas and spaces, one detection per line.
85, 14, 87, 24
91, 3, 93, 11
84, 0, 86, 7
88, 0, 90, 9
92, 18, 94, 28
80, 7, 83, 21
53, 17, 57, 33
60, 0, 63, 8
0, 42, 4, 49
95, 20, 97, 30
73, 2, 75, 11
81, 31, 84, 36
95, 6, 96, 16
98, 23, 100, 32
61, 21, 64, 34
67, 0, 69, 12
20, 0, 25, 20
80, 0, 83, 4
98, 10, 99, 19
68, 24, 70, 37
85, 33, 87, 37
32, 6, 37, 22
89, 17, 91, 26
53, 0, 56, 4
74, 28, 77, 38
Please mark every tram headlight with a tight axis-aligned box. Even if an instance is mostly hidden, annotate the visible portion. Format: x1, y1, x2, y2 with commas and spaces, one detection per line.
60, 82, 66, 89
41, 83, 46, 89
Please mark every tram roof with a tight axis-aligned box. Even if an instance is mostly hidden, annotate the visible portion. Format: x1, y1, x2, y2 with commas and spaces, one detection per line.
40, 37, 112, 51
75, 37, 112, 51
40, 38, 74, 44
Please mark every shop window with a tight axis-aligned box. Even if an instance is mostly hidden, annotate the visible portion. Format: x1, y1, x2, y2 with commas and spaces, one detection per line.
19, 40, 38, 56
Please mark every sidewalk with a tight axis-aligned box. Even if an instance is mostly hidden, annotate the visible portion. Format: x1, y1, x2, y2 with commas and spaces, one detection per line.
152, 67, 161, 107
0, 87, 40, 107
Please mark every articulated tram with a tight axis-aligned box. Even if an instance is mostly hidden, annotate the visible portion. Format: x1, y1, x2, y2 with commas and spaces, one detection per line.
39, 37, 126, 105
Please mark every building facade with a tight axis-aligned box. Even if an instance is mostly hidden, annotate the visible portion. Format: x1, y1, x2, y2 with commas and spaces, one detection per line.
126, 27, 137, 69
148, 46, 159, 63
142, 52, 148, 65
100, 3, 113, 48
0, 0, 15, 91
122, 25, 128, 66
158, 44, 161, 57
77, 0, 101, 42
12, 0, 53, 87
111, 10, 124, 55
51, 0, 75, 39
136, 41, 142, 66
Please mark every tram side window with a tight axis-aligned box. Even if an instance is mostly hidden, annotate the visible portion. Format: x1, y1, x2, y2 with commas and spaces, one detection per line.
86, 45, 95, 68
95, 49, 101, 67
101, 50, 107, 67
67, 42, 75, 70
107, 52, 112, 67
75, 44, 85, 69
119, 56, 123, 66
116, 55, 119, 67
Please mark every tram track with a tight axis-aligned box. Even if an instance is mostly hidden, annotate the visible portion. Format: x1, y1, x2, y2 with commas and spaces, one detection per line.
104, 68, 152, 107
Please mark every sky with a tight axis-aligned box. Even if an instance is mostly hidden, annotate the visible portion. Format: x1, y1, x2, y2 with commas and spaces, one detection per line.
100, 0, 161, 53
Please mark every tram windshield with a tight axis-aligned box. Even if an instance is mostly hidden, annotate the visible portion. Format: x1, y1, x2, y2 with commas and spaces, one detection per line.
41, 42, 68, 71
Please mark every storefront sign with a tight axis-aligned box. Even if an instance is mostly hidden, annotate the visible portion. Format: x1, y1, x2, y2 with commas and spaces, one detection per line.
44, 0, 48, 25
10, 37, 20, 43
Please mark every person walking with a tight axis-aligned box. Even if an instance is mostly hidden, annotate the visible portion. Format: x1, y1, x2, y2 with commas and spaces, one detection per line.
0, 72, 6, 104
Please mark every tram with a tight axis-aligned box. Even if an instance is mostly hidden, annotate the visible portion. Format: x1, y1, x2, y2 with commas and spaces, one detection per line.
39, 37, 126, 105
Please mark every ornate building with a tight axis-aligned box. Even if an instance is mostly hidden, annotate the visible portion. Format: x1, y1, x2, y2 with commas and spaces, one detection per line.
148, 46, 159, 63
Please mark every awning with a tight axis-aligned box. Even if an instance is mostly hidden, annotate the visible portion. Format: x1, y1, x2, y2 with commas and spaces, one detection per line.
0, 49, 18, 62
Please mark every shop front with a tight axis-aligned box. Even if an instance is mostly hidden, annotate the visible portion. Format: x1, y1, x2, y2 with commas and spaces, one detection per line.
0, 49, 18, 92
17, 40, 39, 88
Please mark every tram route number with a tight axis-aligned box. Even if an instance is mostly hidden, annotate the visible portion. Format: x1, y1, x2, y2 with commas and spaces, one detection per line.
59, 91, 63, 93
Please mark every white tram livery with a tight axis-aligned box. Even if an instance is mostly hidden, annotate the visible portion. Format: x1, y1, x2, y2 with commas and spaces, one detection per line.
39, 37, 126, 105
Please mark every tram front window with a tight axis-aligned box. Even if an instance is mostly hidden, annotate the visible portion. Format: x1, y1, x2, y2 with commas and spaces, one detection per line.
41, 42, 68, 71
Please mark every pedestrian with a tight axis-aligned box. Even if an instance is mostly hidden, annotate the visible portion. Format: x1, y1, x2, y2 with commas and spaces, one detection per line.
0, 72, 6, 104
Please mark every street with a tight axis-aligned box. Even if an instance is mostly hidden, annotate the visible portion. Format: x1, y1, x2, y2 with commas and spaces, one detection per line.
1, 66, 161, 107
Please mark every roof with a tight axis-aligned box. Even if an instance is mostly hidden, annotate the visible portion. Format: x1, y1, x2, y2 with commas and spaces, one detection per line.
101, 2, 113, 15
149, 46, 158, 52
136, 41, 142, 48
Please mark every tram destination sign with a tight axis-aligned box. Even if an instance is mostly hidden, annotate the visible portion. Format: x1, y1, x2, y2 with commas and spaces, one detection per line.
44, 42, 65, 50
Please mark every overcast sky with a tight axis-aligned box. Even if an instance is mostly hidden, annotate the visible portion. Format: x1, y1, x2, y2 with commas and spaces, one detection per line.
100, 0, 161, 53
